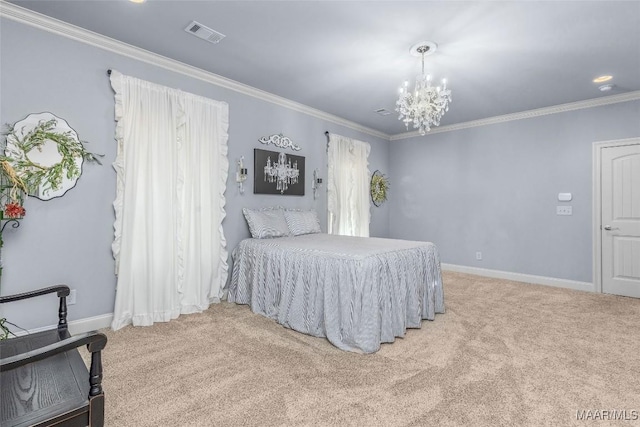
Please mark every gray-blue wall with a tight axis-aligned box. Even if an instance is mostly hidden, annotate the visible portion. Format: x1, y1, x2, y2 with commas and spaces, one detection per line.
0, 18, 390, 330
389, 101, 640, 282
3, 15, 638, 331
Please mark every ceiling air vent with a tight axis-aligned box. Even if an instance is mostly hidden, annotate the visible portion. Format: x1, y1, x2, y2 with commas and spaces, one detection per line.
184, 21, 226, 44
374, 108, 392, 116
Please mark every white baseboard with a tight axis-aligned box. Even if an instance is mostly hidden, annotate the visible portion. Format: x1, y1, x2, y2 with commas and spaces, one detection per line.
68, 313, 113, 335
10, 313, 113, 337
441, 263, 595, 293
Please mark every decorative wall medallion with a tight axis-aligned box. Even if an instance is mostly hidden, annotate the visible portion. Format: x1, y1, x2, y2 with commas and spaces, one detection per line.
2, 112, 101, 201
258, 133, 301, 151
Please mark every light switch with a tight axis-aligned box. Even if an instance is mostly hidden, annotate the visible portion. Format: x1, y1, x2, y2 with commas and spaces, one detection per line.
558, 193, 572, 201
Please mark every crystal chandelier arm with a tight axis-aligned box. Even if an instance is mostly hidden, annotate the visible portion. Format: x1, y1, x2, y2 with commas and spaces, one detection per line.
395, 42, 452, 135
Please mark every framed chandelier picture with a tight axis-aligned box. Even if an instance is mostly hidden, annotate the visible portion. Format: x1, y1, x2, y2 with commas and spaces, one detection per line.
254, 148, 305, 196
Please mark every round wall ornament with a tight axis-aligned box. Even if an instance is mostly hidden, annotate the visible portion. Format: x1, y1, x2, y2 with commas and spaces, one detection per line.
370, 170, 390, 207
2, 112, 101, 200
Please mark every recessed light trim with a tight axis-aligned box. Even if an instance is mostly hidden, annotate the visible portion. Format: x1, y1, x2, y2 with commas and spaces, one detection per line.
593, 75, 613, 83
129, 0, 146, 3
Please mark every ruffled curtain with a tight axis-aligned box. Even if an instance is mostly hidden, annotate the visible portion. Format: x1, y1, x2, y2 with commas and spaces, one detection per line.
110, 70, 229, 330
327, 133, 370, 237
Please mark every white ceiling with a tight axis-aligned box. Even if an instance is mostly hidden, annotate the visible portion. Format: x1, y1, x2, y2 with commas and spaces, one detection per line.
8, 0, 640, 136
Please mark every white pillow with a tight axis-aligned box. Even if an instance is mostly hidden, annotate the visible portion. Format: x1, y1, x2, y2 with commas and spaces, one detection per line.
284, 209, 322, 236
242, 207, 289, 239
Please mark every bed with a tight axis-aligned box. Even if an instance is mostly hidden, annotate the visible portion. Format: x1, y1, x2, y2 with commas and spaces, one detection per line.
228, 233, 444, 353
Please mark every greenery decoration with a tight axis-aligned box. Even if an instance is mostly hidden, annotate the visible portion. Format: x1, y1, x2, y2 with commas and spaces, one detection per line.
2, 117, 102, 198
0, 319, 9, 340
0, 114, 102, 339
0, 156, 27, 264
0, 152, 28, 341
370, 170, 390, 207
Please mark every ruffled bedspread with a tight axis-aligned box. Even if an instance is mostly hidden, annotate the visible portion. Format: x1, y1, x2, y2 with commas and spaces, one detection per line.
228, 234, 444, 353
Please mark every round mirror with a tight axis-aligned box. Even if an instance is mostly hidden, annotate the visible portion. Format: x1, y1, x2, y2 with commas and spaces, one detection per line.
4, 112, 85, 200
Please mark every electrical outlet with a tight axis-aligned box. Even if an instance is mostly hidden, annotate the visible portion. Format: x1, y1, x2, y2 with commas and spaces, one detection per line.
556, 206, 573, 216
475, 251, 482, 261
68, 289, 77, 305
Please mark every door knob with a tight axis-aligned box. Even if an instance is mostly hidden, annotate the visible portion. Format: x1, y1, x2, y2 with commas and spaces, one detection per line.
603, 225, 619, 231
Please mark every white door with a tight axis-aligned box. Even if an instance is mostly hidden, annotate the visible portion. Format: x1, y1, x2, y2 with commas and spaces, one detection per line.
601, 143, 640, 297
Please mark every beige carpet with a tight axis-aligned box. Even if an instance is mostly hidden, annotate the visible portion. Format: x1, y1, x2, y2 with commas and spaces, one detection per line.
95, 272, 640, 426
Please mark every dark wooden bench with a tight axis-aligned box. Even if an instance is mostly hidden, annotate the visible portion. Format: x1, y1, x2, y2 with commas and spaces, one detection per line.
0, 285, 107, 427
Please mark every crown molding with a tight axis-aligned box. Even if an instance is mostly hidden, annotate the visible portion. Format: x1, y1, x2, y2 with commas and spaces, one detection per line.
390, 90, 640, 141
0, 1, 390, 141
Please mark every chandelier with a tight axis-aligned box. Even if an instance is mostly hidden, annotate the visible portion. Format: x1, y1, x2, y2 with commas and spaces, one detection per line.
264, 152, 299, 194
396, 41, 452, 135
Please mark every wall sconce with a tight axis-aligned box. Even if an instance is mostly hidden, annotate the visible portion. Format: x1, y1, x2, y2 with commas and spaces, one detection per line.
236, 156, 248, 194
312, 168, 323, 199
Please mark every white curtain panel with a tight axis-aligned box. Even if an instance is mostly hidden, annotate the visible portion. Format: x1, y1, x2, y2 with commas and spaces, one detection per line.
110, 70, 229, 330
327, 133, 371, 237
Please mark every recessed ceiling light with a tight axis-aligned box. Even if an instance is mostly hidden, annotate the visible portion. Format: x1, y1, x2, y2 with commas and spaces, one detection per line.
593, 75, 613, 83
129, 0, 145, 3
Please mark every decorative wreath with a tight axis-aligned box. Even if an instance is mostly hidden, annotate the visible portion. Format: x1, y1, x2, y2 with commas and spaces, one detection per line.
370, 170, 390, 207
2, 113, 101, 200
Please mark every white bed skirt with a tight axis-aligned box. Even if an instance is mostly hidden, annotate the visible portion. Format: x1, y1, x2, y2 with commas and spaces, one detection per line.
228, 234, 444, 353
